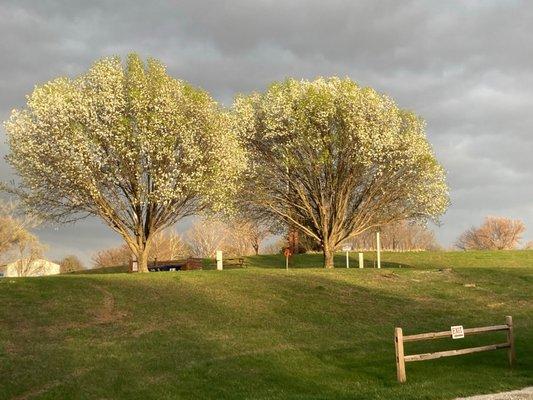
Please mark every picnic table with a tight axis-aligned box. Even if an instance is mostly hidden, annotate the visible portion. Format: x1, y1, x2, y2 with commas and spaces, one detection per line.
147, 258, 203, 272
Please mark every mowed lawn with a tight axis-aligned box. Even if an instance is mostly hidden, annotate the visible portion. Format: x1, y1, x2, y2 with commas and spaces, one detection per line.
0, 252, 532, 399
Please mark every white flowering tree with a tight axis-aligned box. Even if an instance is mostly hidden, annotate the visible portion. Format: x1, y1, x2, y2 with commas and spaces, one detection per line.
233, 78, 449, 268
4, 54, 246, 272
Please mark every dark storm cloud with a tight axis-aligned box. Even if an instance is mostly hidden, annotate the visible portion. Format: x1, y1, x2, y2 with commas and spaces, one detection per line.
1, 0, 532, 262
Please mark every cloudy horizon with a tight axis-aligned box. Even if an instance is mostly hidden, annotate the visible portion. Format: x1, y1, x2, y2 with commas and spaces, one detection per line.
1, 0, 532, 265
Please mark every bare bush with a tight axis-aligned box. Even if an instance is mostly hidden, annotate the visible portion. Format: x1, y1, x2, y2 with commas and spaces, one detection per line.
184, 217, 273, 258
186, 219, 229, 258
246, 220, 273, 255
149, 230, 189, 261
223, 222, 254, 257
225, 218, 274, 256
263, 238, 290, 255
0, 201, 40, 261
9, 232, 47, 276
456, 216, 525, 250
0, 215, 26, 259
92, 244, 131, 269
92, 229, 189, 268
59, 255, 85, 273
0, 202, 44, 272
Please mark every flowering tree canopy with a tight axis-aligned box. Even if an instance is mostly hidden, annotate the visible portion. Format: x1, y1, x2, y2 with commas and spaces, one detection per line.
233, 77, 449, 268
4, 54, 246, 272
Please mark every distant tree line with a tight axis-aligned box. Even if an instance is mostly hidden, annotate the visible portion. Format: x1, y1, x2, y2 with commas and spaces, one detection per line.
92, 217, 274, 268
91, 217, 443, 270
347, 221, 439, 251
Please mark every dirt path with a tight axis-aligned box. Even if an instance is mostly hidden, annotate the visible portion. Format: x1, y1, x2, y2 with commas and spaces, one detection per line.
90, 283, 119, 324
43, 283, 123, 334
455, 387, 533, 400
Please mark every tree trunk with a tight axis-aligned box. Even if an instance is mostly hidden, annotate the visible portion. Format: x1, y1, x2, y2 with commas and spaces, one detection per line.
124, 234, 151, 273
136, 247, 149, 273
323, 243, 334, 269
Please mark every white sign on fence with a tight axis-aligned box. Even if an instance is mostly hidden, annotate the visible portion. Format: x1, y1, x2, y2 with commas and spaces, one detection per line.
451, 325, 464, 339
342, 246, 352, 252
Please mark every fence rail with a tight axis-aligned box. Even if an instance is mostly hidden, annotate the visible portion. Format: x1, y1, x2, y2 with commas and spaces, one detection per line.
394, 316, 515, 383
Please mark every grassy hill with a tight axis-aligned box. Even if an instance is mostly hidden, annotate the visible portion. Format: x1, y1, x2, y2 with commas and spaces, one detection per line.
249, 249, 533, 269
0, 251, 532, 399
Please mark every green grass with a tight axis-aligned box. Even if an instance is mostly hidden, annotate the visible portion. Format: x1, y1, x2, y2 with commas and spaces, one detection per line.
76, 264, 130, 274
249, 249, 533, 269
0, 251, 532, 399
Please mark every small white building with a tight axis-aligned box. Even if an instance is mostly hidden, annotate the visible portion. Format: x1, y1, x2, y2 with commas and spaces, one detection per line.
0, 258, 61, 278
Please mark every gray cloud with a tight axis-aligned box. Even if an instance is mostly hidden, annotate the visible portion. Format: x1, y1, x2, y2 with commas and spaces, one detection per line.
1, 0, 532, 263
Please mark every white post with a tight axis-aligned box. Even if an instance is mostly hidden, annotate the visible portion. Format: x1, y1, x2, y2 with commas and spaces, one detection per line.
358, 252, 364, 269
346, 251, 350, 268
376, 232, 381, 269
216, 250, 223, 270
342, 246, 351, 268
131, 257, 138, 272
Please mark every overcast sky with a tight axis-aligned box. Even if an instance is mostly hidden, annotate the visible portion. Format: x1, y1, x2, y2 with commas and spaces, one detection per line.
1, 0, 532, 264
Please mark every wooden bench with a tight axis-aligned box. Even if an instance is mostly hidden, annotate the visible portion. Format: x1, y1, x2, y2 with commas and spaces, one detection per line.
224, 257, 246, 268
207, 257, 246, 269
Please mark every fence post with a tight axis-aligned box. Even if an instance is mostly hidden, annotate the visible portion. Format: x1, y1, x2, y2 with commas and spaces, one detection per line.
395, 327, 406, 383
358, 252, 364, 269
216, 250, 223, 271
346, 250, 350, 268
376, 232, 381, 269
506, 315, 516, 366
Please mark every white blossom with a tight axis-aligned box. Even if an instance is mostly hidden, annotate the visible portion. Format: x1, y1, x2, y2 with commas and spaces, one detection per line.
4, 54, 247, 272
233, 77, 449, 267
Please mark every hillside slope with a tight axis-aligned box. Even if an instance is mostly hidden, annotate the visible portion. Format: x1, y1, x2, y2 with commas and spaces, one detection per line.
248, 250, 533, 269
0, 256, 532, 399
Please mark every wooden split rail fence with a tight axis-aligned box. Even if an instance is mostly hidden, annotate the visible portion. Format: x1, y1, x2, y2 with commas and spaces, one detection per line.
394, 316, 515, 383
